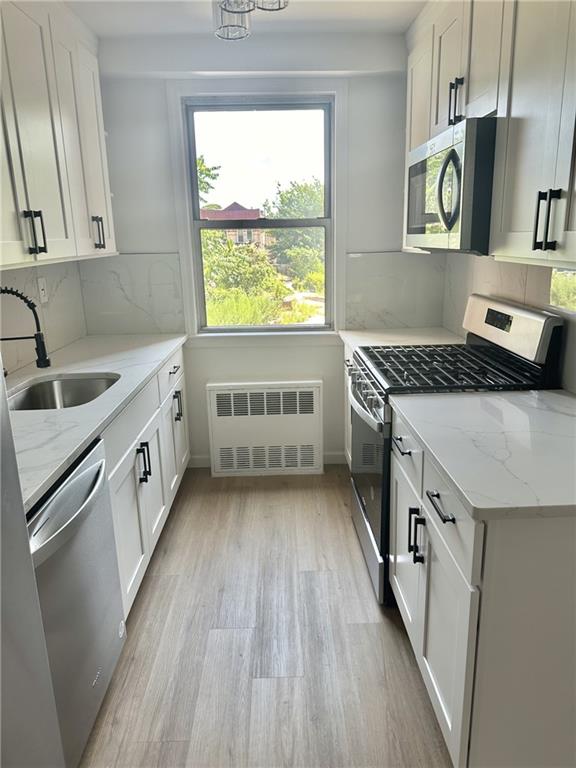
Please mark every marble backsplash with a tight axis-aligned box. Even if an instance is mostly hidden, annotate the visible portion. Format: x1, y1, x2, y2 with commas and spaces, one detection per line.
0, 261, 87, 374
79, 252, 185, 335
345, 250, 446, 329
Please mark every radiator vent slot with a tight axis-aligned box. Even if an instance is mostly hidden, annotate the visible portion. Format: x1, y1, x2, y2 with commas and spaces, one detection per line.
208, 381, 323, 476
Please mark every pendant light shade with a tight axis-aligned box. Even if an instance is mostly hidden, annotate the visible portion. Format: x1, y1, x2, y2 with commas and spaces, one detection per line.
214, 5, 251, 39
219, 0, 256, 13
256, 0, 288, 9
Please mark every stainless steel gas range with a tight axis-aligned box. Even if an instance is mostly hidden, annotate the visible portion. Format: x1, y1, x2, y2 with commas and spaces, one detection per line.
346, 294, 564, 604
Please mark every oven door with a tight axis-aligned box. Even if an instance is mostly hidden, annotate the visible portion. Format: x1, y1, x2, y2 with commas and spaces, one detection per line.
405, 126, 462, 251
348, 383, 392, 604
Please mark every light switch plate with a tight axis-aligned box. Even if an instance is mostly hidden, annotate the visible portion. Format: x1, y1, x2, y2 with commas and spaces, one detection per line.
37, 277, 48, 304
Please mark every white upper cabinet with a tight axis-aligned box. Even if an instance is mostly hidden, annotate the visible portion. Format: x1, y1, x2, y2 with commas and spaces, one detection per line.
0, 1, 116, 268
429, 1, 469, 137
490, 0, 575, 266
1, 2, 76, 261
75, 42, 116, 255
406, 29, 434, 152
465, 0, 507, 118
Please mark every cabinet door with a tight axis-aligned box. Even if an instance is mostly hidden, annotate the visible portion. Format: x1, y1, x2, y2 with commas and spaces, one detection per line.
49, 15, 95, 257
109, 444, 150, 616
465, 0, 506, 118
417, 507, 479, 768
160, 391, 179, 505
75, 42, 116, 254
430, 1, 468, 137
141, 412, 169, 552
172, 377, 190, 483
1, 3, 75, 260
406, 30, 433, 151
344, 350, 352, 468
547, 1, 576, 264
389, 455, 423, 649
491, 1, 571, 262
0, 39, 34, 266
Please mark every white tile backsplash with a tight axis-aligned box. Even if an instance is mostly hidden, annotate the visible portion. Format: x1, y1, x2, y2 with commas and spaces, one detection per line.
79, 252, 185, 334
0, 262, 87, 374
346, 251, 446, 329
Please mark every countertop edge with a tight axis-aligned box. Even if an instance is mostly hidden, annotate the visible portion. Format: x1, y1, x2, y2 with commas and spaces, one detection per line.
17, 335, 187, 512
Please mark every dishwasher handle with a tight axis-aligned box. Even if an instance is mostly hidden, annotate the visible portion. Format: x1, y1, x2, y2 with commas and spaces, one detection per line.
30, 459, 107, 568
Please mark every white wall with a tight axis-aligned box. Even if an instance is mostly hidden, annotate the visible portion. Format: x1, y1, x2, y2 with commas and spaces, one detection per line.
0, 262, 87, 374
443, 254, 576, 393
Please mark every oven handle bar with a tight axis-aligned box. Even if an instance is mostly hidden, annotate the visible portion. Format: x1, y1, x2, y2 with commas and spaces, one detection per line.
347, 377, 383, 433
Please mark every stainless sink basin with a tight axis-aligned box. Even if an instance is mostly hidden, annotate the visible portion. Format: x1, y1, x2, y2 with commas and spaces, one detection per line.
8, 373, 120, 411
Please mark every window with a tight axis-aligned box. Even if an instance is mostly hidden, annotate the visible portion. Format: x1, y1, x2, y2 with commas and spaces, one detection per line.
187, 101, 332, 331
550, 268, 576, 312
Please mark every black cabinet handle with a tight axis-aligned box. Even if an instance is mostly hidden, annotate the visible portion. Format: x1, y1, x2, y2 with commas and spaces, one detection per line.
543, 188, 561, 251
173, 390, 183, 422
92, 215, 102, 248
169, 364, 181, 376
142, 441, 152, 478
408, 507, 419, 553
136, 446, 148, 483
33, 211, 47, 253
413, 517, 426, 564
453, 76, 465, 123
426, 489, 455, 524
532, 191, 547, 250
92, 215, 106, 249
393, 435, 412, 456
23, 210, 39, 254
99, 216, 106, 250
448, 80, 455, 126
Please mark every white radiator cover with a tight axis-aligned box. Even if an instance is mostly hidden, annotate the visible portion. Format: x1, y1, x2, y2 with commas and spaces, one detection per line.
207, 381, 323, 476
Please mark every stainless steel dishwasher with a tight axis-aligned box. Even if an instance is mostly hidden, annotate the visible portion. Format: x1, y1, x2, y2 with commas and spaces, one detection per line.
28, 439, 126, 768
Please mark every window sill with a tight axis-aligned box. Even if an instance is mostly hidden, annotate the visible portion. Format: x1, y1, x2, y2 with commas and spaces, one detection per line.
185, 330, 343, 350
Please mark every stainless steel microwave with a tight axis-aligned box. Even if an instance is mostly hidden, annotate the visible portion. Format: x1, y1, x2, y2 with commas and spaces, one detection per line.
405, 118, 497, 254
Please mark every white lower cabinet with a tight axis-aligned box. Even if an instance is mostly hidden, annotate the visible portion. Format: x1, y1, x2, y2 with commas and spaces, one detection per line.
104, 350, 189, 616
417, 503, 479, 768
390, 452, 479, 767
108, 436, 151, 616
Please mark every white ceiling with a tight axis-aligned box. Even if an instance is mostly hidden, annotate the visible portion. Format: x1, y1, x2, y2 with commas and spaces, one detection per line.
67, 0, 424, 38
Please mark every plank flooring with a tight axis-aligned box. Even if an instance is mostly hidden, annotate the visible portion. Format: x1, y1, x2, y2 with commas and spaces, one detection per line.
81, 467, 450, 768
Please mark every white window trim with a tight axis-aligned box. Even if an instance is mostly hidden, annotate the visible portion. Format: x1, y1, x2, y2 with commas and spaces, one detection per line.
166, 77, 349, 339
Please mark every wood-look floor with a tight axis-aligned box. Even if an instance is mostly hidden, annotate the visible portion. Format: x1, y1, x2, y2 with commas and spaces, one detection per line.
81, 467, 451, 768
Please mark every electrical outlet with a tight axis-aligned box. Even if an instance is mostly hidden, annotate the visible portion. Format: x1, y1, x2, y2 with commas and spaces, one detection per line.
37, 277, 48, 304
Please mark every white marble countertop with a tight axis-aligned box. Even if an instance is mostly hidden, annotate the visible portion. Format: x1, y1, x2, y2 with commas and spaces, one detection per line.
339, 327, 463, 351
390, 390, 576, 520
7, 334, 187, 512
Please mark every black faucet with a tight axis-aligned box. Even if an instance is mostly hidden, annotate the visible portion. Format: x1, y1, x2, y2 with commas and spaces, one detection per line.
0, 286, 51, 369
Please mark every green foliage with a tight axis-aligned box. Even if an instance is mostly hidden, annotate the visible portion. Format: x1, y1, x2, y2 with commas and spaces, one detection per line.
206, 290, 282, 326
281, 302, 317, 324
263, 180, 325, 264
550, 269, 576, 312
196, 155, 221, 205
282, 246, 323, 289
303, 270, 325, 294
202, 231, 288, 301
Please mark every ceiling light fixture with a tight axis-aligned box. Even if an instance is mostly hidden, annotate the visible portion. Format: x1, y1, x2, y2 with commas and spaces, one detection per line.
214, 0, 288, 40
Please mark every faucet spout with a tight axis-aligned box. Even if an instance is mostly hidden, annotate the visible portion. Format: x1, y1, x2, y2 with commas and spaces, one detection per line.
0, 286, 51, 369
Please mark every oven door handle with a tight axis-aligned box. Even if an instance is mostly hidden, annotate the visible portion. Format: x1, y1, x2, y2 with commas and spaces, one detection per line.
347, 378, 383, 433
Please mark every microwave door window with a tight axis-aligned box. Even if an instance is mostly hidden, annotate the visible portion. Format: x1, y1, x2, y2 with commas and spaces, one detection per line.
407, 159, 440, 235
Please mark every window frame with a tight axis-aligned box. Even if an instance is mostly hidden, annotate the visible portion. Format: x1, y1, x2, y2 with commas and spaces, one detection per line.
185, 97, 334, 334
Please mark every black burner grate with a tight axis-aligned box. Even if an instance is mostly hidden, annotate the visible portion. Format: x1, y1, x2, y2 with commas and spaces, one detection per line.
357, 344, 543, 393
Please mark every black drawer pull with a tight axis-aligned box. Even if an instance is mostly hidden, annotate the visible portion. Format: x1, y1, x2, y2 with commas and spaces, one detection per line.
23, 210, 39, 254
426, 489, 455, 524
532, 191, 547, 250
33, 211, 48, 253
448, 80, 455, 126
173, 390, 183, 422
413, 517, 425, 564
408, 507, 419, 553
543, 188, 561, 251
453, 76, 465, 123
136, 446, 148, 483
169, 364, 181, 376
392, 435, 412, 456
